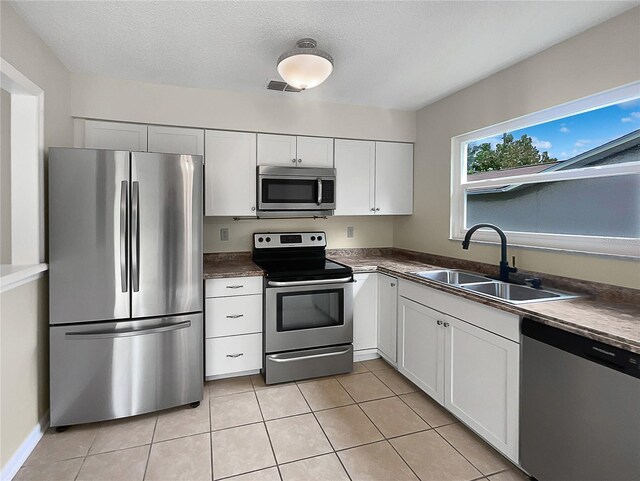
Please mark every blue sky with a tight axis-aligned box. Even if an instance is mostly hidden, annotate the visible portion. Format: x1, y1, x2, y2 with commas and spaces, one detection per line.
471, 97, 640, 161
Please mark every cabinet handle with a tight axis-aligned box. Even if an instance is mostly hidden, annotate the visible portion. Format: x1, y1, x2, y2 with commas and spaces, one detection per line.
226, 353, 244, 358
226, 314, 244, 319
291, 158, 297, 163
251, 206, 256, 211
226, 285, 244, 289
390, 283, 396, 287
437, 320, 443, 326
376, 208, 380, 211
370, 208, 375, 212
298, 158, 302, 163
444, 322, 450, 328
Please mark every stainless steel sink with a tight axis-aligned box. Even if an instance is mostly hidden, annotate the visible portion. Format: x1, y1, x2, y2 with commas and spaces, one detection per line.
461, 281, 579, 304
412, 270, 490, 285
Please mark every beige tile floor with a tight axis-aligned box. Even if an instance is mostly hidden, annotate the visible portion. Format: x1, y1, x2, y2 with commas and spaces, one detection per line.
16, 359, 529, 481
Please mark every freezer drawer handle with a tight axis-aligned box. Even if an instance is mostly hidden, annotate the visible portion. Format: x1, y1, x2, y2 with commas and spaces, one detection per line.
226, 314, 244, 319
131, 181, 140, 292
120, 180, 129, 292
269, 347, 351, 363
226, 285, 244, 289
226, 353, 244, 358
65, 320, 191, 340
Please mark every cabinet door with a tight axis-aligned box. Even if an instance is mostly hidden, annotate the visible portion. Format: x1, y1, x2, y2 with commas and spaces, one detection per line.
444, 315, 520, 462
377, 274, 398, 364
353, 273, 378, 351
398, 298, 445, 404
374, 142, 413, 215
84, 120, 147, 151
148, 125, 204, 155
257, 134, 297, 167
334, 139, 375, 216
205, 130, 257, 216
296, 136, 334, 168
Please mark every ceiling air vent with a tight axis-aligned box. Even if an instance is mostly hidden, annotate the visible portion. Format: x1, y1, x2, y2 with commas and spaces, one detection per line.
266, 80, 302, 93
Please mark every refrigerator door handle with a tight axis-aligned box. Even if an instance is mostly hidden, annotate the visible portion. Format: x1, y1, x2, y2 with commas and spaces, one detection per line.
65, 320, 192, 340
120, 180, 129, 292
132, 181, 140, 292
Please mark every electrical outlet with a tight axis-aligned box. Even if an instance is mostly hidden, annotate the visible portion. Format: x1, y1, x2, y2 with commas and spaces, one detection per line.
220, 228, 229, 241
346, 226, 354, 238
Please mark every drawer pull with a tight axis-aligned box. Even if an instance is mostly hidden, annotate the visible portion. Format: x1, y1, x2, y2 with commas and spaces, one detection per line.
226, 353, 244, 358
437, 320, 443, 326
226, 314, 244, 319
226, 285, 244, 289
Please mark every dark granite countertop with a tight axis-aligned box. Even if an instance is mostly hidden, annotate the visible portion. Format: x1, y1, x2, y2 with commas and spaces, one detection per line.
203, 248, 640, 354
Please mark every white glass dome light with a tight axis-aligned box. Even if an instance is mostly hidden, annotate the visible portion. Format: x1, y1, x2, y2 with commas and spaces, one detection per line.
277, 38, 334, 90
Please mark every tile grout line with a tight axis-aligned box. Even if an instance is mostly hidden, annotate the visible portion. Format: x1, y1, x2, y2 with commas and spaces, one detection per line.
252, 381, 283, 481
296, 380, 354, 481
141, 415, 159, 480
208, 383, 215, 481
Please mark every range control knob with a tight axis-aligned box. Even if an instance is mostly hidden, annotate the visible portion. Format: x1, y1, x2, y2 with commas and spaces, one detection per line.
310, 236, 316, 241
317, 236, 323, 241
265, 237, 271, 243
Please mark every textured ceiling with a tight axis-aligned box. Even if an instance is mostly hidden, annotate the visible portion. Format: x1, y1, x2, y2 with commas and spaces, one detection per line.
10, 1, 638, 110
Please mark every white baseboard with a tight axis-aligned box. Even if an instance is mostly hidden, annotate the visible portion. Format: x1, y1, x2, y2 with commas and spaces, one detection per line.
1, 411, 49, 481
205, 369, 261, 381
354, 349, 380, 362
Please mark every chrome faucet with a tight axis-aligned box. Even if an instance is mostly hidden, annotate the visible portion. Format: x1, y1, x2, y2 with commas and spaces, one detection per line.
462, 223, 518, 282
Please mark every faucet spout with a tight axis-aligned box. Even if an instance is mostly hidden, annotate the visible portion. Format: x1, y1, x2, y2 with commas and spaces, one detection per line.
461, 223, 517, 282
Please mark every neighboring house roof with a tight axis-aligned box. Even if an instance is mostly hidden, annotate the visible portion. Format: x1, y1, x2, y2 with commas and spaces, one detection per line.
467, 128, 640, 195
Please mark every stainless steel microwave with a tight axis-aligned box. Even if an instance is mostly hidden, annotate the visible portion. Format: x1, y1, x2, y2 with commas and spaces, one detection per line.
257, 166, 336, 217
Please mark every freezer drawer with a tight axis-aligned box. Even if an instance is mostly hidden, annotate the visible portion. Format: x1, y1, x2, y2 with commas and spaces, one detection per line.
50, 313, 203, 427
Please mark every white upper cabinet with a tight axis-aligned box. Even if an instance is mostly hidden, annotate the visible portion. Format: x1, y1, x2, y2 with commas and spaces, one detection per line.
84, 120, 147, 152
257, 134, 333, 168
334, 140, 375, 216
296, 136, 334, 168
147, 126, 204, 155
374, 142, 414, 215
205, 130, 257, 217
353, 273, 378, 352
257, 134, 297, 167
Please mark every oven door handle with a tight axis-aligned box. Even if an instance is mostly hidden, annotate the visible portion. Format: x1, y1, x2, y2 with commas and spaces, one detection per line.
267, 276, 353, 287
269, 347, 352, 363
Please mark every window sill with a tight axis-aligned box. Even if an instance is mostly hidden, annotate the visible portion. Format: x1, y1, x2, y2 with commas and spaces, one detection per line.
0, 264, 48, 294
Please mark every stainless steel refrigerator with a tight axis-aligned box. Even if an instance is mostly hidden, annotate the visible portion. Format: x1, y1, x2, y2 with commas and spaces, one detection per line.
48, 148, 203, 427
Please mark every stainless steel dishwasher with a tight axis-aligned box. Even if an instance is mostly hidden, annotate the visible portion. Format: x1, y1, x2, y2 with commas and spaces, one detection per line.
521, 318, 640, 481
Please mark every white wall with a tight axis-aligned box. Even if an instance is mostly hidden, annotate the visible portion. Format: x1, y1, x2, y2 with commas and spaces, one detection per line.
1, 88, 10, 264
394, 7, 640, 289
0, 1, 72, 470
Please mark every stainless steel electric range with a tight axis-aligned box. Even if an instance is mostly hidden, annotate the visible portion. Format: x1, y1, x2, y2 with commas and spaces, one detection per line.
252, 232, 354, 384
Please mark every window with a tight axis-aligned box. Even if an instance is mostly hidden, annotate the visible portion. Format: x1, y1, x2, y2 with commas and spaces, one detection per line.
451, 82, 640, 257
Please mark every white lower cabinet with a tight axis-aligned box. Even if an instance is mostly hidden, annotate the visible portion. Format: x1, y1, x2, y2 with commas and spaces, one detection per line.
398, 297, 445, 403
204, 276, 263, 379
444, 315, 520, 462
205, 334, 262, 377
377, 274, 398, 365
352, 273, 378, 353
397, 279, 520, 463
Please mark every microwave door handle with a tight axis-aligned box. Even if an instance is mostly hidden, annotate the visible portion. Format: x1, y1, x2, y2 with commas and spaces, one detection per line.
317, 178, 323, 206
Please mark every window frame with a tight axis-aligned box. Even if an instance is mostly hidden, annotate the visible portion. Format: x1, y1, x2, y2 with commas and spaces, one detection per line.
450, 81, 640, 258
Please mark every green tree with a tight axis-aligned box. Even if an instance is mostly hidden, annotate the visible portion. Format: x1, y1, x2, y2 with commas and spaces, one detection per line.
467, 133, 557, 174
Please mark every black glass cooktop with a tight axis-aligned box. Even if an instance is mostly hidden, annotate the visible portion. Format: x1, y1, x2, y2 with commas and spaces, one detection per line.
254, 258, 353, 281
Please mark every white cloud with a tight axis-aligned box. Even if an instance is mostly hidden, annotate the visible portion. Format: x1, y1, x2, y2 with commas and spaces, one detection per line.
559, 126, 570, 133
574, 139, 592, 148
531, 136, 552, 150
621, 111, 640, 123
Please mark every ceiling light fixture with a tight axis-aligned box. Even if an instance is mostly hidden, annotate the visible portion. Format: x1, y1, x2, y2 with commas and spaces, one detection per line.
277, 38, 334, 90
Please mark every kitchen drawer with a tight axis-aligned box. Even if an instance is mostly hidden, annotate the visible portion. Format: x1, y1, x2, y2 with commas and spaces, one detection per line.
205, 333, 262, 377
205, 295, 262, 338
205, 276, 263, 298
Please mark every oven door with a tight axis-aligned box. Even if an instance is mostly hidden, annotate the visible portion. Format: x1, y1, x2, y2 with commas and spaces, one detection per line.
265, 279, 353, 353
258, 173, 336, 211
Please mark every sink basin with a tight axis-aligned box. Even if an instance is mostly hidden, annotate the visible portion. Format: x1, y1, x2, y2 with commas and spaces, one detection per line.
413, 270, 490, 285
461, 281, 578, 304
